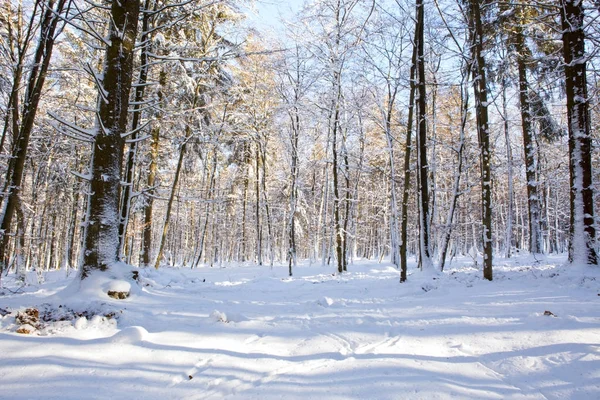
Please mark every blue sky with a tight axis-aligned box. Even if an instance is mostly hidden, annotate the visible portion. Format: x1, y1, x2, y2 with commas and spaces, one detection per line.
245, 0, 304, 29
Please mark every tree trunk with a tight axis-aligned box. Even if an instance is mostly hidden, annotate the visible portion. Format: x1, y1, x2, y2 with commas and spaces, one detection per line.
141, 123, 160, 268
468, 0, 493, 280
288, 106, 300, 276
0, 0, 68, 272
118, 0, 153, 257
342, 134, 351, 272
384, 86, 400, 269
240, 146, 250, 262
439, 64, 469, 271
255, 142, 262, 265
331, 77, 344, 274
259, 139, 274, 266
560, 0, 597, 265
80, 0, 140, 278
195, 147, 218, 267
415, 0, 432, 270
400, 34, 418, 282
514, 12, 541, 254
501, 74, 514, 258
154, 127, 189, 269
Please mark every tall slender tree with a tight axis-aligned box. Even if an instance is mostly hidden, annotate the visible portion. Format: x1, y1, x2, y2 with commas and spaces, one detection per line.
560, 0, 597, 265
467, 0, 493, 280
513, 5, 542, 254
415, 0, 432, 270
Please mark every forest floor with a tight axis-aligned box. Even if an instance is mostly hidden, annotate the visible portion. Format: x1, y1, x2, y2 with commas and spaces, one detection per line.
0, 254, 599, 399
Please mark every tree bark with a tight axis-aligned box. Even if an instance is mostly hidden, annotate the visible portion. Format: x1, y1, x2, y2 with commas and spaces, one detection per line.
118, 0, 153, 257
80, 0, 140, 278
400, 33, 418, 282
331, 75, 344, 274
468, 0, 493, 280
560, 0, 597, 265
415, 0, 432, 270
514, 10, 542, 254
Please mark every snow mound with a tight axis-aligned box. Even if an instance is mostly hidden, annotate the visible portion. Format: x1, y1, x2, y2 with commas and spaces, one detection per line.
209, 310, 247, 323
210, 310, 228, 323
105, 279, 131, 294
316, 296, 335, 307
109, 326, 148, 344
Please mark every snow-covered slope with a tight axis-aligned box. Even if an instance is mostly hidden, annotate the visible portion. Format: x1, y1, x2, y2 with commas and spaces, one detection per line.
0, 255, 599, 399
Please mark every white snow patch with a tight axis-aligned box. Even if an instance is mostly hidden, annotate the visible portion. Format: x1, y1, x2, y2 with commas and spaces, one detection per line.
0, 255, 598, 399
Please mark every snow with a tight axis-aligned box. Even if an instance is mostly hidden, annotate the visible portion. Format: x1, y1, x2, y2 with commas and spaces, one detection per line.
1, 255, 599, 399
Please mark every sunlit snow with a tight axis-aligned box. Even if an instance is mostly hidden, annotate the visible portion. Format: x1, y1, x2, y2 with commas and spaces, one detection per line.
0, 255, 599, 399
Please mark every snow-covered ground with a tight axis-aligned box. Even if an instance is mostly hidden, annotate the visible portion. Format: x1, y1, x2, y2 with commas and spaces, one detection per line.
1, 254, 599, 399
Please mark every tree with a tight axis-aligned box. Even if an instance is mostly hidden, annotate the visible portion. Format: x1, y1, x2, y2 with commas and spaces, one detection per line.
302, 0, 373, 273
360, 5, 412, 275
276, 43, 311, 276
79, 0, 140, 280
560, 0, 597, 265
118, 0, 155, 258
512, 4, 542, 254
415, 0, 433, 270
467, 0, 493, 280
0, 0, 69, 275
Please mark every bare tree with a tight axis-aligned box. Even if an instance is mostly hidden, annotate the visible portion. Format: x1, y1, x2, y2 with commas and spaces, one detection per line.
0, 0, 70, 275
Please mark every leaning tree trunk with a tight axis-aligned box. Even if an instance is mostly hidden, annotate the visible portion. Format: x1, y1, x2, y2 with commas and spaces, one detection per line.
80, 0, 140, 278
560, 0, 597, 265
439, 62, 469, 271
154, 127, 190, 269
0, 0, 68, 273
193, 147, 218, 268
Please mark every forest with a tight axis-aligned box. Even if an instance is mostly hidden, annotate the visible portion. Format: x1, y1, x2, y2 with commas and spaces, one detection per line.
1, 1, 600, 398
1, 0, 599, 286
